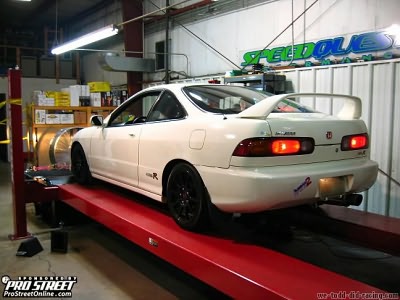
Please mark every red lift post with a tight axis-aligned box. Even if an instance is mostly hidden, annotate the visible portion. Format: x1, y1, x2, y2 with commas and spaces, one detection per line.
8, 68, 29, 240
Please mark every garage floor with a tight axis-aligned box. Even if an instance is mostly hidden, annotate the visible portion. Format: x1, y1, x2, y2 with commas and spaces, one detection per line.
0, 161, 228, 299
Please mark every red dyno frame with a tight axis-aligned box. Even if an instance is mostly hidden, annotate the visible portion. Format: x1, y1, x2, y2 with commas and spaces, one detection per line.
59, 184, 389, 299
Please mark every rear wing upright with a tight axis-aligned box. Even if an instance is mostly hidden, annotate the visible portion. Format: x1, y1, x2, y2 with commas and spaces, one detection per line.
237, 93, 362, 120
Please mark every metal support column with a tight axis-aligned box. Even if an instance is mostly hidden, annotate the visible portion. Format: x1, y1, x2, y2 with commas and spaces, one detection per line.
165, 0, 170, 84
8, 68, 29, 240
122, 0, 143, 95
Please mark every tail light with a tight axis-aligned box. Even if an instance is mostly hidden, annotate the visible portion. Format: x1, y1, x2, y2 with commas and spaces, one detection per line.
341, 133, 368, 151
232, 137, 314, 157
272, 140, 300, 154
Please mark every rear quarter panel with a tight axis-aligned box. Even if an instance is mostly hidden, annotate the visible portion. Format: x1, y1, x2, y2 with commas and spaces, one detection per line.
137, 115, 272, 195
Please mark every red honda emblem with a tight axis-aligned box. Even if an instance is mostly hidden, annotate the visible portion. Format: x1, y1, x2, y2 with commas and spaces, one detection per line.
326, 131, 333, 139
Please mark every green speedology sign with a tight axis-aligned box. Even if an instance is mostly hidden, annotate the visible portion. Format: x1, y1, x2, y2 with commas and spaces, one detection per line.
241, 31, 400, 67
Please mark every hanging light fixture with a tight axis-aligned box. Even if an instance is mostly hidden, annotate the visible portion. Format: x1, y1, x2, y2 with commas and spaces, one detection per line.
51, 24, 119, 55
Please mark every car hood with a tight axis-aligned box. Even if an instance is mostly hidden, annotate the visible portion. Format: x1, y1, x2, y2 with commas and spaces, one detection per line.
237, 93, 362, 120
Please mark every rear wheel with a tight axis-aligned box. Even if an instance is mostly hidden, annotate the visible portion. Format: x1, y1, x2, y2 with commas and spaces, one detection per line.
167, 163, 209, 231
70, 144, 92, 184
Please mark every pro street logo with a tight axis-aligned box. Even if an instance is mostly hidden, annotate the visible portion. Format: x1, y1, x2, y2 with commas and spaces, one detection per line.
1, 275, 77, 298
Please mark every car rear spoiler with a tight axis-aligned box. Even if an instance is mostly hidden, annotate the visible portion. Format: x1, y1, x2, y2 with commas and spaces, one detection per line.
237, 93, 362, 120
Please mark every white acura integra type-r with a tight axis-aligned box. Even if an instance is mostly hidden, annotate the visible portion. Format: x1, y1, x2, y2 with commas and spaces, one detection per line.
71, 84, 378, 231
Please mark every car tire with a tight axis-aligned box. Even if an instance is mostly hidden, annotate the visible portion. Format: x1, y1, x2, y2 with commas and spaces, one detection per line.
71, 144, 92, 184
167, 163, 210, 231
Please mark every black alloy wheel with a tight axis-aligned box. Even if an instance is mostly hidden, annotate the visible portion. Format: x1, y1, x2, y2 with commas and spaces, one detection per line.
167, 163, 209, 231
71, 144, 92, 184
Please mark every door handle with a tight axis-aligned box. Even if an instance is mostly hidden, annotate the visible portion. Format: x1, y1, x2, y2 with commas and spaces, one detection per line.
129, 133, 135, 137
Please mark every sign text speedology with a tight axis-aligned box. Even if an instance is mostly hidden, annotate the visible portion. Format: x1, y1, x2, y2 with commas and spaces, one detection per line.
241, 31, 400, 67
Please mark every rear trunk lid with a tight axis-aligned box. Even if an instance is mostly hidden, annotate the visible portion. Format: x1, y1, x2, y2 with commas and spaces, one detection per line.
267, 113, 367, 146
232, 93, 368, 167
271, 113, 368, 157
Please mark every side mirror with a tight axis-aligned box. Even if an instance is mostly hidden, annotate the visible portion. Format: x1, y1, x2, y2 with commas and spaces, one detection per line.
90, 115, 103, 126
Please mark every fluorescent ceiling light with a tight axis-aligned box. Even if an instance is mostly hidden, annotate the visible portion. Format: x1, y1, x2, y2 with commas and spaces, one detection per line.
51, 24, 119, 55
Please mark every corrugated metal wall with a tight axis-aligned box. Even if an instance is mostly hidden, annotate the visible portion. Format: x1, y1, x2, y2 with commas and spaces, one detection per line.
281, 59, 400, 218
145, 58, 400, 218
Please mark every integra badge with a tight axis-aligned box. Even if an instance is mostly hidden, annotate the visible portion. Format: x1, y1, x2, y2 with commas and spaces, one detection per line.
275, 131, 296, 136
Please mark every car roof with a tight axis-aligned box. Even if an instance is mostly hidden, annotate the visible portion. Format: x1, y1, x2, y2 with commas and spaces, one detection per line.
146, 82, 229, 92
139, 83, 223, 116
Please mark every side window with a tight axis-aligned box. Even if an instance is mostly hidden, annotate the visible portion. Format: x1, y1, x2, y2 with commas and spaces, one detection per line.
147, 91, 185, 122
108, 91, 161, 126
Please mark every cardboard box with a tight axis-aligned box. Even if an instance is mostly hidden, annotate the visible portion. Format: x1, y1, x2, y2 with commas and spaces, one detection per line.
43, 98, 55, 106
79, 96, 90, 106
69, 85, 81, 106
35, 109, 46, 124
33, 93, 55, 106
68, 85, 90, 106
88, 81, 111, 92
90, 92, 101, 107
60, 113, 74, 124
45, 114, 60, 124
54, 92, 70, 106
37, 95, 46, 106
81, 85, 90, 97
73, 111, 87, 124
32, 91, 43, 105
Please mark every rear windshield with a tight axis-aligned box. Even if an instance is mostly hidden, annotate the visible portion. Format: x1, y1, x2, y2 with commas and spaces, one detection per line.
182, 85, 315, 114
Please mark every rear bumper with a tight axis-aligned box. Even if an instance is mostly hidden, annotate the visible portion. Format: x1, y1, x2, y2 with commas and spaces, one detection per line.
196, 158, 378, 213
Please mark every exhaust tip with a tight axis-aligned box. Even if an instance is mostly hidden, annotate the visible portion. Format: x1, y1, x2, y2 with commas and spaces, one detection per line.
319, 193, 363, 207
345, 193, 363, 206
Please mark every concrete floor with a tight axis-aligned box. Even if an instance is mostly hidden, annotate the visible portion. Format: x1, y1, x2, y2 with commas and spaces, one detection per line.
0, 161, 228, 299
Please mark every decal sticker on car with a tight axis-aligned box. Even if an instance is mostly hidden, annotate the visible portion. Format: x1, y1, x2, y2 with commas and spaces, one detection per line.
146, 172, 158, 180
357, 150, 366, 156
294, 177, 312, 195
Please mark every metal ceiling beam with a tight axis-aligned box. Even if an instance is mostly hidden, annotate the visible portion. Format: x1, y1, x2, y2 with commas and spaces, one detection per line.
21, 0, 56, 27
121, 0, 143, 95
145, 0, 214, 23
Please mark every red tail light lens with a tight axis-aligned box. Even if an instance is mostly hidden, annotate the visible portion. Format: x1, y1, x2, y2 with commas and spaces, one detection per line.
351, 136, 367, 148
272, 140, 300, 155
341, 134, 369, 151
233, 138, 314, 157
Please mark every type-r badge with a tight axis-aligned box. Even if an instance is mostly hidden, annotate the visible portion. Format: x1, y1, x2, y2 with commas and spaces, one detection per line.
146, 172, 159, 180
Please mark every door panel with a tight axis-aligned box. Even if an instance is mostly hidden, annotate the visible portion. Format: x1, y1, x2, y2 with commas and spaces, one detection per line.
90, 125, 142, 187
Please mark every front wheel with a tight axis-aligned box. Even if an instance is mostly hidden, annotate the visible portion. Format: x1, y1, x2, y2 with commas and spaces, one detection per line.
70, 144, 92, 184
166, 163, 210, 231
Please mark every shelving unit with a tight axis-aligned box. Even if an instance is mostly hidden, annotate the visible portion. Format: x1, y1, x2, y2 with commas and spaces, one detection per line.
29, 105, 116, 166
31, 105, 116, 127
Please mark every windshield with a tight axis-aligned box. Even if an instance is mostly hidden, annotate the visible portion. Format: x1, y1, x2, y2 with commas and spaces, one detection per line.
182, 85, 315, 114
